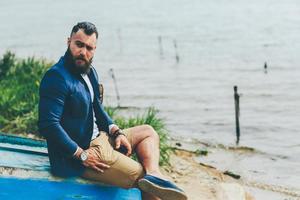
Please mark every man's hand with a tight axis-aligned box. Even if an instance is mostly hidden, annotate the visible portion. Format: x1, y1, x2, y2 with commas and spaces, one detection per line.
83, 148, 110, 172
115, 135, 132, 156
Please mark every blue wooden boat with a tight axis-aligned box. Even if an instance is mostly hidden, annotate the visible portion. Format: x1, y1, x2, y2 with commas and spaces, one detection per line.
0, 132, 142, 200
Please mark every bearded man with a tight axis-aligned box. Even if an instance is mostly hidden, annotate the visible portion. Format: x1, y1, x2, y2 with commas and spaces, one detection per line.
38, 22, 187, 200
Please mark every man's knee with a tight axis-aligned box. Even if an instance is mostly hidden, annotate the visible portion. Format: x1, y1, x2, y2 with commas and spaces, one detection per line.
143, 125, 159, 141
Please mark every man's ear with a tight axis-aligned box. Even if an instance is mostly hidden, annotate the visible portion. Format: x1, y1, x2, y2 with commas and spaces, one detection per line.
67, 37, 71, 46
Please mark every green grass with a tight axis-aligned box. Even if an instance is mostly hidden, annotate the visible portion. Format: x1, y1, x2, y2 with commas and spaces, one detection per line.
0, 52, 172, 166
0, 51, 51, 134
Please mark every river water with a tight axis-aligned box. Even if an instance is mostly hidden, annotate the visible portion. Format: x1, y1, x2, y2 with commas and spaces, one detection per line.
0, 0, 299, 198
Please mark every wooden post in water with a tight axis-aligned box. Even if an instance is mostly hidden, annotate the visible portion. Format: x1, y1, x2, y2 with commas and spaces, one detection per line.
264, 62, 268, 74
173, 39, 180, 64
234, 86, 240, 145
158, 36, 164, 59
109, 68, 121, 107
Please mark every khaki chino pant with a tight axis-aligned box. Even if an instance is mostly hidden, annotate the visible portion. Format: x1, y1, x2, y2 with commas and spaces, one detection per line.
82, 130, 145, 188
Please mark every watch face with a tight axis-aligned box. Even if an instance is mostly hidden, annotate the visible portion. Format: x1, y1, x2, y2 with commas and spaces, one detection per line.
80, 151, 88, 161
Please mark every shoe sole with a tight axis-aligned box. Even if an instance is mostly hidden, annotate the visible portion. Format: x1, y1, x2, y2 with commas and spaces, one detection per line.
138, 178, 187, 200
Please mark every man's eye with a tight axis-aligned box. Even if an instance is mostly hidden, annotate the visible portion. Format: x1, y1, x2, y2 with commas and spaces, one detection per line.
86, 46, 93, 51
76, 42, 84, 48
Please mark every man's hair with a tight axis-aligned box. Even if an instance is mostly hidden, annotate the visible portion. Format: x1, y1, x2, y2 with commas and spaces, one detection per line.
70, 22, 98, 39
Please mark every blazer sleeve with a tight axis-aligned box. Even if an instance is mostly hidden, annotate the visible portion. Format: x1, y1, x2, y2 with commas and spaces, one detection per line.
38, 69, 78, 157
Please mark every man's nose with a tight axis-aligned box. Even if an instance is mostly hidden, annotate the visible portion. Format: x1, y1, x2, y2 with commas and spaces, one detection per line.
80, 47, 87, 56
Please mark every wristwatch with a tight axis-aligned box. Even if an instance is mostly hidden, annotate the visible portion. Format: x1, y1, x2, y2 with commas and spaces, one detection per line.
80, 151, 88, 162
112, 129, 126, 139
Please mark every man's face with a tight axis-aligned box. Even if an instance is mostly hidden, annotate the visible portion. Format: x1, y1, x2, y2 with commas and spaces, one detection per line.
67, 29, 97, 74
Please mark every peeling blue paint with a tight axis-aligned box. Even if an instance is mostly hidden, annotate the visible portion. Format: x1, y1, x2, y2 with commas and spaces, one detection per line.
0, 177, 141, 200
0, 133, 142, 200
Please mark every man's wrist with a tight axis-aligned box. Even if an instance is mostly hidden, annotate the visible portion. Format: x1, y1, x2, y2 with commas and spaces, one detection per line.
73, 147, 83, 159
109, 124, 119, 135
111, 129, 126, 140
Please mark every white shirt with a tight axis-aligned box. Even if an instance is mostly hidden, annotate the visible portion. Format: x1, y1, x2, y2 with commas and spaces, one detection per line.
81, 73, 99, 140
81, 74, 116, 138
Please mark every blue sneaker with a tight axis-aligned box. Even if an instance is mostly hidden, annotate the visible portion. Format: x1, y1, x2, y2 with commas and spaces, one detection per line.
138, 174, 187, 200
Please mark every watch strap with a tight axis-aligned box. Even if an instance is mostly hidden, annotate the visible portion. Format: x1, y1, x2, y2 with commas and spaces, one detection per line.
111, 129, 126, 140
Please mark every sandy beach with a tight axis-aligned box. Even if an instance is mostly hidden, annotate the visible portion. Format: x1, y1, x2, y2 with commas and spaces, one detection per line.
162, 144, 300, 200
162, 148, 255, 200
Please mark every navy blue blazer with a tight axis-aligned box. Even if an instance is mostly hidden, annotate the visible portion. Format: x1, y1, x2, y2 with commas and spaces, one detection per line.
38, 56, 113, 177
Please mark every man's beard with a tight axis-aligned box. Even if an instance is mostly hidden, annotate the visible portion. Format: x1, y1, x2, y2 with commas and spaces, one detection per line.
65, 47, 93, 74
